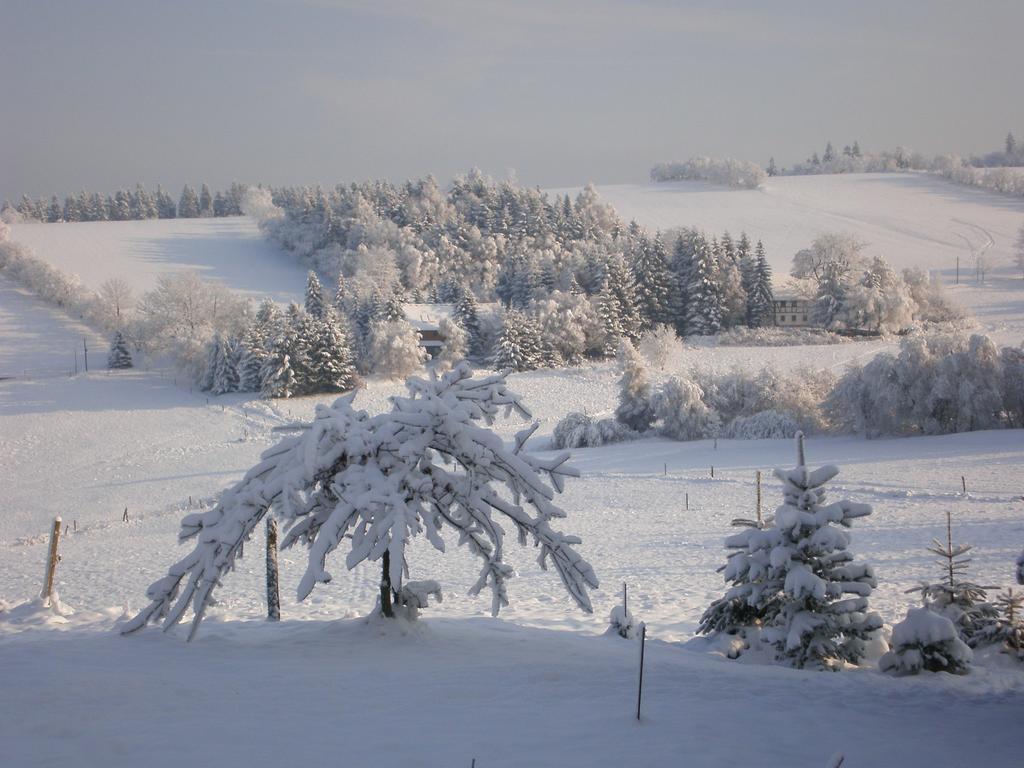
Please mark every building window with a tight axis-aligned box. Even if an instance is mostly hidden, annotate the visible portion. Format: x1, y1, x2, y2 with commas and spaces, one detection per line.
802, 315, 807, 321
791, 315, 797, 321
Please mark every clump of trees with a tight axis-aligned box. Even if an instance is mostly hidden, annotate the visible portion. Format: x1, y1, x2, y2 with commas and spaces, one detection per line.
650, 157, 766, 189
1, 183, 249, 223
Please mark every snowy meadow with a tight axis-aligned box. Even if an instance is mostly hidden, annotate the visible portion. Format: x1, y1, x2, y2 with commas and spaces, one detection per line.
2, 173, 1024, 768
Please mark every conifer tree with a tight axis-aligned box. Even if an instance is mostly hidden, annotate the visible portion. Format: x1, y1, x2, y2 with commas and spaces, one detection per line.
767, 157, 778, 176
260, 335, 297, 399
237, 326, 267, 392
909, 511, 999, 648
748, 242, 775, 327
668, 234, 694, 336
605, 254, 642, 343
179, 185, 201, 218
107, 331, 133, 370
880, 607, 972, 675
699, 434, 882, 668
595, 286, 624, 358
491, 309, 542, 372
685, 234, 723, 335
632, 233, 672, 330
308, 309, 357, 393
453, 290, 482, 356
305, 271, 326, 319
199, 184, 214, 217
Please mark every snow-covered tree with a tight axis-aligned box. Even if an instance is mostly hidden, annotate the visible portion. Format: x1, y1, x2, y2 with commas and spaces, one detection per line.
178, 185, 201, 219
1015, 223, 1024, 280
879, 607, 972, 675
614, 341, 655, 432
122, 365, 599, 638
202, 332, 240, 395
684, 234, 722, 335
632, 232, 672, 328
260, 334, 297, 399
365, 319, 426, 379
107, 331, 133, 370
909, 511, 998, 649
307, 309, 357, 393
199, 184, 213, 217
452, 290, 482, 356
974, 588, 1024, 659
491, 309, 542, 372
435, 316, 468, 372
304, 271, 326, 319
638, 323, 680, 371
551, 411, 638, 449
653, 376, 720, 441
699, 434, 882, 668
747, 242, 774, 327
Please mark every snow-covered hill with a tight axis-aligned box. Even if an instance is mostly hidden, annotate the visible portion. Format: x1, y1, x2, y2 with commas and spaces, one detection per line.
3, 174, 1024, 767
9, 216, 305, 303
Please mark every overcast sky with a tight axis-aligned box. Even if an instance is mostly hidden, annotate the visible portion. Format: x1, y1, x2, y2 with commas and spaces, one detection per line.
2, 0, 1022, 201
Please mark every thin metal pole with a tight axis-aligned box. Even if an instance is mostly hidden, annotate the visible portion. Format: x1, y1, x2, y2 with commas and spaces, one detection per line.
636, 624, 647, 721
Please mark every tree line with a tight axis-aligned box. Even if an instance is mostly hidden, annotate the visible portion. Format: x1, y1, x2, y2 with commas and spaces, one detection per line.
2, 182, 249, 223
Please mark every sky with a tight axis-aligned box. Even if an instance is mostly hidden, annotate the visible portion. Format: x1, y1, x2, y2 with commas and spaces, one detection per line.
2, 0, 1022, 201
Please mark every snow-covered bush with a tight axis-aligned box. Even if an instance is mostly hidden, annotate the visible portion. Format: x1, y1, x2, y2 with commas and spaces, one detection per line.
651, 157, 767, 189
551, 412, 639, 450
715, 327, 847, 347
879, 608, 972, 675
638, 324, 681, 370
828, 333, 1021, 437
491, 309, 543, 372
435, 316, 468, 372
614, 341, 655, 432
699, 435, 882, 669
608, 604, 640, 639
124, 365, 599, 639
365, 319, 426, 379
723, 410, 800, 440
653, 376, 720, 441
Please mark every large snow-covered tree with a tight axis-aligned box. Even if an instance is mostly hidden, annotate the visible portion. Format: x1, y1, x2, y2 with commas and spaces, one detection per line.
122, 365, 599, 639
614, 340, 655, 432
684, 234, 723, 335
698, 434, 881, 668
305, 271, 326, 319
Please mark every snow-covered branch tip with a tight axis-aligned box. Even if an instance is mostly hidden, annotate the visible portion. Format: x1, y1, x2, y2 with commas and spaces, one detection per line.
122, 363, 597, 639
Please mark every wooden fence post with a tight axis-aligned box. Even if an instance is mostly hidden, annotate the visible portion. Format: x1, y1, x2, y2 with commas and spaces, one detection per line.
42, 517, 62, 606
961, 476, 967, 495
266, 517, 281, 622
636, 624, 647, 721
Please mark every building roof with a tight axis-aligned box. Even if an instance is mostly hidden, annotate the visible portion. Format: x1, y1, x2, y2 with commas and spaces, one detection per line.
403, 303, 455, 331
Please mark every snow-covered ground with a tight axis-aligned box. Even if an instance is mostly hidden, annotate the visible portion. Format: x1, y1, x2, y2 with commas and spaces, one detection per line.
9, 216, 306, 303
3, 175, 1024, 767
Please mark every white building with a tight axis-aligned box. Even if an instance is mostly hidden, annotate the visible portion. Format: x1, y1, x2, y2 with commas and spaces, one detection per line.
772, 295, 814, 327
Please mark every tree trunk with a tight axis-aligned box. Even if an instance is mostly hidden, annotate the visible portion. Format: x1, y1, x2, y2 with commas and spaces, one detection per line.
380, 549, 394, 618
266, 517, 281, 621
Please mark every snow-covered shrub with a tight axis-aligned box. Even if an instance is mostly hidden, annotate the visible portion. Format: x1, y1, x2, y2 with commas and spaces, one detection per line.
124, 365, 599, 638
614, 341, 655, 432
828, 333, 1019, 437
700, 365, 833, 436
491, 309, 543, 372
365, 319, 426, 379
551, 412, 639, 450
699, 435, 882, 668
638, 324, 681, 370
107, 331, 133, 370
653, 376, 720, 441
435, 316, 468, 372
973, 589, 1024, 659
650, 157, 767, 189
715, 327, 847, 347
901, 268, 965, 324
608, 604, 640, 639
724, 410, 799, 440
879, 607, 972, 675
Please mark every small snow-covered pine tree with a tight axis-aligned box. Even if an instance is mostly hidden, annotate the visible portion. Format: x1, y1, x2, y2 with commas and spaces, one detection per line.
879, 607, 972, 675
595, 287, 624, 358
614, 340, 655, 432
107, 331, 133, 370
699, 434, 882, 669
209, 333, 240, 395
453, 290, 481, 356
909, 511, 998, 648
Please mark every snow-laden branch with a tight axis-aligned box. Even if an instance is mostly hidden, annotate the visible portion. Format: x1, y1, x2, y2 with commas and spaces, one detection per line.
123, 364, 596, 639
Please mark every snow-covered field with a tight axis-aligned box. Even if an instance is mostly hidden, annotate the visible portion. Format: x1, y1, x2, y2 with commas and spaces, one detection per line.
9, 216, 306, 303
3, 174, 1024, 767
